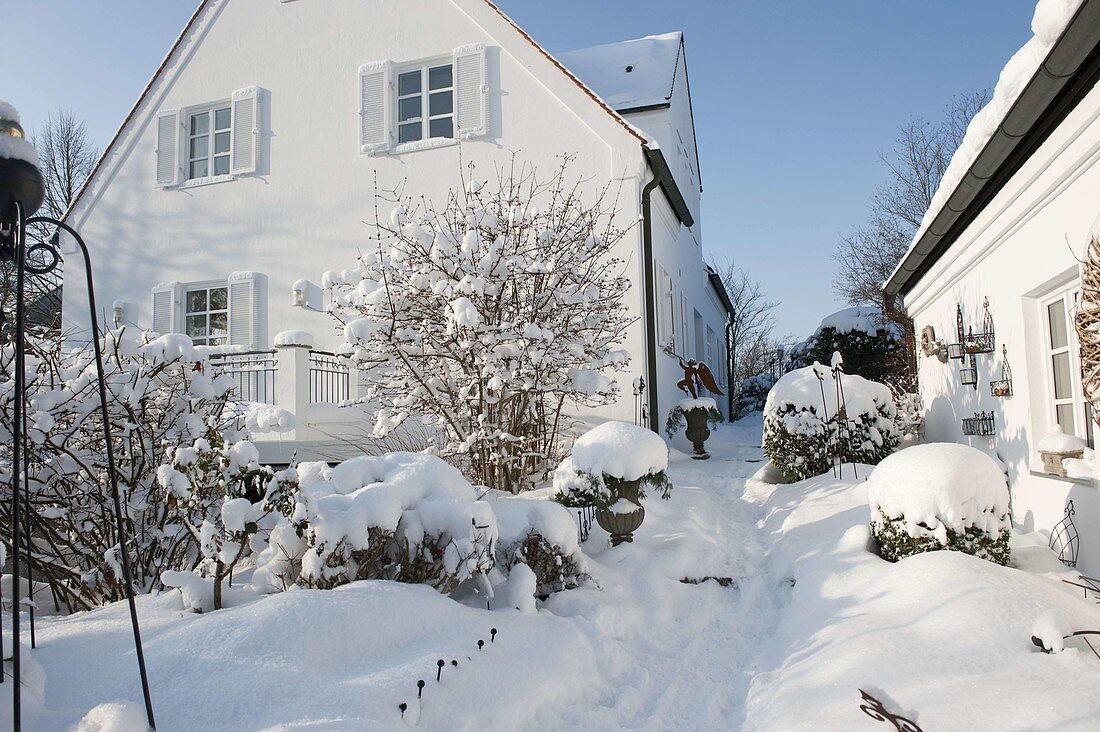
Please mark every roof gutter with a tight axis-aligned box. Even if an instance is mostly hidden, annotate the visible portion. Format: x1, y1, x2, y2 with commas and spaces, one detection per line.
885, 0, 1100, 303
643, 146, 694, 227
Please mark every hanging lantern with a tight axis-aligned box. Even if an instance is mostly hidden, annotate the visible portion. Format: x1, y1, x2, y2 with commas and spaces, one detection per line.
0, 104, 45, 224
960, 354, 978, 389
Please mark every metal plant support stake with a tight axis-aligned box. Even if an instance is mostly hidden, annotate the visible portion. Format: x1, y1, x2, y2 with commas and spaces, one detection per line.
633, 377, 647, 428
1049, 500, 1080, 568
1, 115, 156, 730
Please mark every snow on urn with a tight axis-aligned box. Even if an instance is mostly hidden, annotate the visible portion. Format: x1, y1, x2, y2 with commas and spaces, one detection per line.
0, 101, 44, 222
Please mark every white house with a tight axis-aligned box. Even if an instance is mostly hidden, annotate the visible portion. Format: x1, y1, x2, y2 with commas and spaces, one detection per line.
885, 0, 1100, 573
59, 0, 734, 461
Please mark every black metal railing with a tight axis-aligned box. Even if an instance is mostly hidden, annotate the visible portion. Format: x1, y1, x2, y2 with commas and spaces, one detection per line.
209, 350, 277, 405
309, 350, 350, 404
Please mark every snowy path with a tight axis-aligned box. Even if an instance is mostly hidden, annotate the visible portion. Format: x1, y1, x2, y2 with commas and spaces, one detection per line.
5, 418, 788, 731
526, 416, 782, 730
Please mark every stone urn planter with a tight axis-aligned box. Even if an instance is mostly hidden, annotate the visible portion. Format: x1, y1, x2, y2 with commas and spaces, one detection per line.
594, 478, 645, 546
684, 407, 713, 460
552, 421, 673, 549
666, 398, 722, 460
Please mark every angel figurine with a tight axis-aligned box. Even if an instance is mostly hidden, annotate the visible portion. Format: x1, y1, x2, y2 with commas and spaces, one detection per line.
676, 359, 723, 399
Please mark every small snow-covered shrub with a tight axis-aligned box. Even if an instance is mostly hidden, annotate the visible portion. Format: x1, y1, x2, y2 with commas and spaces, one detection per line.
894, 392, 924, 439
762, 364, 899, 482
554, 421, 672, 509
867, 443, 1011, 565
735, 373, 775, 418
665, 397, 723, 439
788, 307, 904, 384
157, 429, 292, 610
492, 499, 588, 596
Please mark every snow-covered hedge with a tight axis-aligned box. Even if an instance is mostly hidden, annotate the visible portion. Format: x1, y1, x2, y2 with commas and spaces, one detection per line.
762, 364, 899, 482
250, 452, 586, 600
554, 421, 672, 509
788, 307, 903, 384
867, 443, 1011, 565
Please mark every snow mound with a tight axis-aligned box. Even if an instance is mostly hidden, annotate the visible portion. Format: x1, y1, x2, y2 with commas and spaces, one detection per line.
765, 363, 894, 419
569, 421, 668, 480
274, 329, 314, 347
1031, 608, 1071, 653
1037, 423, 1087, 453
0, 99, 39, 168
678, 397, 717, 411
74, 702, 149, 732
867, 443, 1010, 541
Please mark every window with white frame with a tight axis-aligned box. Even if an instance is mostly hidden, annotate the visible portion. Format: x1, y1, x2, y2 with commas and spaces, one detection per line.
1043, 290, 1094, 447
185, 285, 229, 346
396, 63, 454, 144
187, 106, 232, 179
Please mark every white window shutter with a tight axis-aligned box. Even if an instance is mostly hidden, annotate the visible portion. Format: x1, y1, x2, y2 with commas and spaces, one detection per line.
155, 110, 180, 187
151, 282, 178, 334
231, 86, 261, 175
359, 61, 393, 154
228, 272, 264, 347
454, 44, 488, 138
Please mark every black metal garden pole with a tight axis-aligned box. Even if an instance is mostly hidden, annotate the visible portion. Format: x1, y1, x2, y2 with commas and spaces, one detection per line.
1, 107, 156, 731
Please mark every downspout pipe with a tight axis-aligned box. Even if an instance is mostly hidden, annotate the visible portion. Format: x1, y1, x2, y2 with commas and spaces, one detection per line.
641, 174, 661, 433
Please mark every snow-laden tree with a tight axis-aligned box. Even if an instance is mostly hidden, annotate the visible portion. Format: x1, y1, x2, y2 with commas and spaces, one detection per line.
323, 157, 633, 492
0, 330, 234, 610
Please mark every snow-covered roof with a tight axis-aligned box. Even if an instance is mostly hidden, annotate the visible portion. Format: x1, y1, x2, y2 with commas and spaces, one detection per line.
887, 0, 1086, 292
558, 32, 683, 111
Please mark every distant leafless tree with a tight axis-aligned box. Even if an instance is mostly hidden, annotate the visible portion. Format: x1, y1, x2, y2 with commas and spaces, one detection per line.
832, 90, 989, 393
1, 109, 99, 336
713, 258, 779, 411
33, 108, 98, 220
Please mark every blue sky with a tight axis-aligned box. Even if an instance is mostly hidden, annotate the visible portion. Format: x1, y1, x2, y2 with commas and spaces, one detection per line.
2, 0, 1037, 338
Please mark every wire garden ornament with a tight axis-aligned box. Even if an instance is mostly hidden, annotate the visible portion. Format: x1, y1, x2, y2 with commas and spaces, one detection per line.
1049, 500, 1080, 569
858, 689, 923, 732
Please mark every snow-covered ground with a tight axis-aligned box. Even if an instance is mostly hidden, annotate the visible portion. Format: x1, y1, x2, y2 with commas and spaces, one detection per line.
5, 414, 1100, 730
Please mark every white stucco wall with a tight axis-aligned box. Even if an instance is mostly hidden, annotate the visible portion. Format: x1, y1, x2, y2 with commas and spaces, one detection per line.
61, 0, 729, 442
901, 81, 1100, 575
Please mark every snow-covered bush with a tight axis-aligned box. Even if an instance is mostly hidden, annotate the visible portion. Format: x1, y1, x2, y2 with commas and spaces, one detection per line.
254, 452, 496, 594
250, 451, 588, 600
157, 430, 293, 610
492, 499, 588, 597
762, 363, 899, 482
894, 392, 924, 439
0, 330, 234, 610
665, 397, 723, 438
554, 421, 672, 509
734, 373, 775, 418
788, 307, 904, 384
867, 443, 1011, 565
321, 156, 633, 492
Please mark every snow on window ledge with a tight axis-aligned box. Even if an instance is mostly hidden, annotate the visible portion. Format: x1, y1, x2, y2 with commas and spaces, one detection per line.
387, 137, 459, 156
178, 174, 236, 190
1027, 469, 1095, 487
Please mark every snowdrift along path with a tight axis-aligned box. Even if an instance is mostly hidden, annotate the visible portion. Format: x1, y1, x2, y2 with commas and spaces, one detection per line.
13, 414, 1100, 730
3, 417, 776, 731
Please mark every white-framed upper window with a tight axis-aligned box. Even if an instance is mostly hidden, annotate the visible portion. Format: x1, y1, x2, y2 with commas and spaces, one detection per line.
185, 284, 229, 346
1043, 290, 1094, 447
187, 106, 232, 180
396, 62, 454, 144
